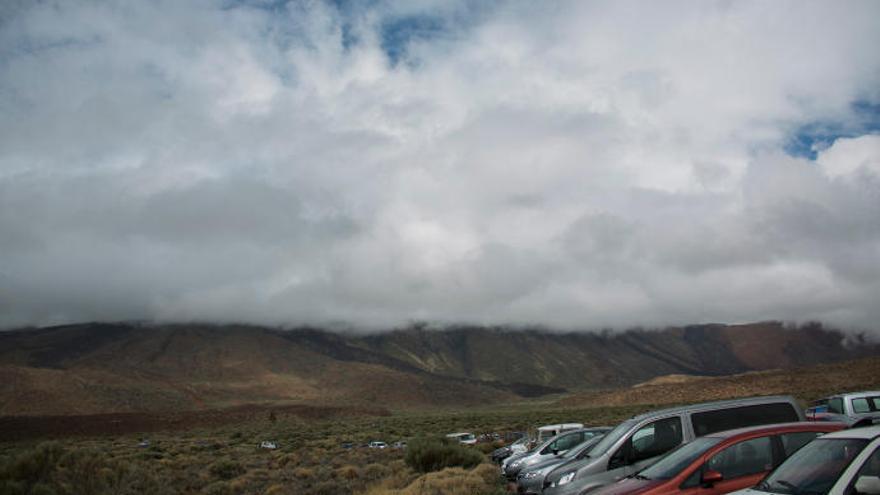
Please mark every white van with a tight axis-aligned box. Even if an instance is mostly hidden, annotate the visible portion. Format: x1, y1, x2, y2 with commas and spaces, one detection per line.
538, 423, 585, 443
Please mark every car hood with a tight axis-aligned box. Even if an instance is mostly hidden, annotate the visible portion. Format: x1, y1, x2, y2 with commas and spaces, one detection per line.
592, 478, 664, 495
520, 456, 568, 476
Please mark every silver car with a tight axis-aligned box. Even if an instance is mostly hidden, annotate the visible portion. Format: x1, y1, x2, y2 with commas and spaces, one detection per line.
543, 395, 804, 495
516, 433, 608, 495
502, 428, 609, 481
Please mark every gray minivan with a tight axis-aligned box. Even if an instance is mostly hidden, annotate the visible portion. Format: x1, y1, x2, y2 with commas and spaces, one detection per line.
543, 395, 804, 495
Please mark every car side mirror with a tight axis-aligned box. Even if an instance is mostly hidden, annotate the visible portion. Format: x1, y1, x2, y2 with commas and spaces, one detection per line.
552, 449, 559, 456
855, 476, 880, 495
701, 469, 723, 487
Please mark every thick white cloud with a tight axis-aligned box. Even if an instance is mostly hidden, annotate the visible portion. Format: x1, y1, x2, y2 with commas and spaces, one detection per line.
1, 0, 879, 330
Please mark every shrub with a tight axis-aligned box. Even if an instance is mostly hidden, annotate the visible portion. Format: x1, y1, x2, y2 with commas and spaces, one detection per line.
403, 437, 483, 474
209, 459, 245, 480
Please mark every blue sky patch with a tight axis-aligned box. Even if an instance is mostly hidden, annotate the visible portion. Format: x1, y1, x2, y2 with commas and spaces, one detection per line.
786, 100, 880, 159
380, 15, 447, 66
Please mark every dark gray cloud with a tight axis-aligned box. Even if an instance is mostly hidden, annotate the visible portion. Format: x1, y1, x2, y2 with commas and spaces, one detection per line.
1, 0, 879, 331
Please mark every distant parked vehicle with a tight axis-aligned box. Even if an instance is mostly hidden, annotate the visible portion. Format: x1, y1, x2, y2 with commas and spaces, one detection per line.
730, 425, 880, 495
590, 421, 846, 495
446, 432, 477, 445
543, 395, 805, 495
393, 441, 407, 449
538, 423, 585, 443
368, 441, 387, 449
807, 391, 880, 427
502, 427, 609, 481
260, 441, 277, 450
493, 435, 532, 464
516, 433, 608, 495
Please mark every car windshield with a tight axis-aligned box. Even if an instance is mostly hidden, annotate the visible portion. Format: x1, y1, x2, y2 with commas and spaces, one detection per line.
564, 435, 604, 460
587, 419, 639, 457
755, 438, 869, 494
639, 437, 722, 480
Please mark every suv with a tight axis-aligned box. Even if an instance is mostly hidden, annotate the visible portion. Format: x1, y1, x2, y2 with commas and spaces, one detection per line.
543, 395, 804, 495
807, 391, 880, 427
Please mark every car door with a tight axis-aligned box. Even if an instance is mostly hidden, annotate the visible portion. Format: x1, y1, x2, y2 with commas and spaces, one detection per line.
677, 436, 775, 494
606, 416, 685, 481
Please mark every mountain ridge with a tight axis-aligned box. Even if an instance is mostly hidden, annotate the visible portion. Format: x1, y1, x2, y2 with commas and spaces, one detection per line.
0, 321, 876, 416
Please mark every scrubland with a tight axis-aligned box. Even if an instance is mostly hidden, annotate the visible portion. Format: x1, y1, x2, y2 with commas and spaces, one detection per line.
0, 403, 650, 495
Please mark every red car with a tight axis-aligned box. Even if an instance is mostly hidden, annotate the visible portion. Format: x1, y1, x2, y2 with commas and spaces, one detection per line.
591, 422, 847, 495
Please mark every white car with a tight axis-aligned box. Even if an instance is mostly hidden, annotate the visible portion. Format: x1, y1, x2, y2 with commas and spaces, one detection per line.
368, 441, 387, 449
446, 432, 477, 445
732, 425, 880, 495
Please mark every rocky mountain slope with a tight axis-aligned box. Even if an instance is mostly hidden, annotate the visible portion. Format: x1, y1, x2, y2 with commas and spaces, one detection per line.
0, 321, 875, 415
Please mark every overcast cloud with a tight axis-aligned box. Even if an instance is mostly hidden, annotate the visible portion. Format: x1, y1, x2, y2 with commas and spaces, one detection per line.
1, 0, 879, 331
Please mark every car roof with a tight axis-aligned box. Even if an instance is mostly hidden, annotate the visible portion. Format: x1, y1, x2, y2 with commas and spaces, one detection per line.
818, 425, 880, 440
629, 395, 798, 421
538, 423, 584, 430
706, 421, 847, 439
822, 391, 880, 400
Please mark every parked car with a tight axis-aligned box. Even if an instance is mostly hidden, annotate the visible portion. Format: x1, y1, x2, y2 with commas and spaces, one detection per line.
368, 441, 387, 449
517, 433, 608, 495
589, 421, 846, 495
494, 435, 533, 464
446, 432, 477, 445
543, 395, 805, 495
731, 425, 880, 495
503, 428, 609, 481
806, 391, 880, 427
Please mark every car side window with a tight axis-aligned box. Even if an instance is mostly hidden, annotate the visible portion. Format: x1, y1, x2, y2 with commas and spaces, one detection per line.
852, 399, 871, 414
871, 397, 880, 411
828, 398, 845, 414
555, 433, 583, 452
780, 432, 823, 457
706, 436, 773, 479
615, 417, 683, 466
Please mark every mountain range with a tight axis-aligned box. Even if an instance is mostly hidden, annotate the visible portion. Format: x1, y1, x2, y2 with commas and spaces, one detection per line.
0, 321, 876, 416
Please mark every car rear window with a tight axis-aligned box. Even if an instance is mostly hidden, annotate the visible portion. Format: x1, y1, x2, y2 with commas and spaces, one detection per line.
691, 403, 799, 436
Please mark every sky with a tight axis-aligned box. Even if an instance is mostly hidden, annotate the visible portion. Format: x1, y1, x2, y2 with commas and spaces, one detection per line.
0, 0, 879, 331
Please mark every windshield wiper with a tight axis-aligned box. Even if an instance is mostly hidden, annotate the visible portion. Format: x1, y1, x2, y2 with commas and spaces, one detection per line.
631, 474, 650, 480
772, 480, 801, 495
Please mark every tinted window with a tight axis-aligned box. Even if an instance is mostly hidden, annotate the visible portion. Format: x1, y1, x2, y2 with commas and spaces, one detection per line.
852, 398, 871, 414
872, 398, 880, 411
780, 431, 823, 457
691, 403, 799, 436
615, 417, 683, 465
759, 438, 868, 494
828, 398, 845, 414
707, 436, 773, 479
